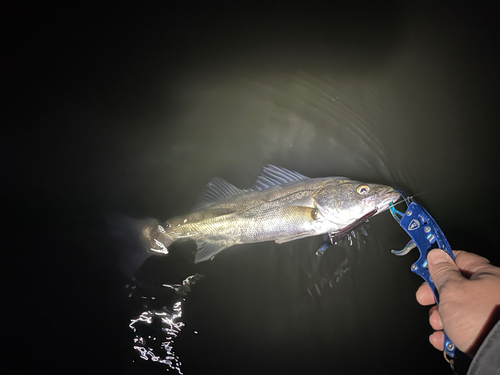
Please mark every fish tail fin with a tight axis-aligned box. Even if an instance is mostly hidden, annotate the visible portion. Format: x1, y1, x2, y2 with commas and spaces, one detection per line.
106, 214, 156, 280
140, 219, 175, 255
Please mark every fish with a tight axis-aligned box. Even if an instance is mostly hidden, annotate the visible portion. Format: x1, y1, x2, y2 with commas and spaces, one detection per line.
141, 165, 400, 263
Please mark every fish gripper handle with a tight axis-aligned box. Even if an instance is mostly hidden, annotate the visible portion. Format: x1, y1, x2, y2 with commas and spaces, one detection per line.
398, 201, 458, 358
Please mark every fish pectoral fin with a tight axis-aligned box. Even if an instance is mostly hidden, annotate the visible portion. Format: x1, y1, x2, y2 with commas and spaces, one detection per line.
275, 233, 312, 244
194, 240, 228, 263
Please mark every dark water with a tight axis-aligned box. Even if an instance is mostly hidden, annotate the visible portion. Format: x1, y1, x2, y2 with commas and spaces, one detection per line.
4, 1, 500, 374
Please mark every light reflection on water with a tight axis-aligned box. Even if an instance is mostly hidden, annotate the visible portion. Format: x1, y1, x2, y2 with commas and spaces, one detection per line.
128, 274, 203, 374
125, 225, 370, 372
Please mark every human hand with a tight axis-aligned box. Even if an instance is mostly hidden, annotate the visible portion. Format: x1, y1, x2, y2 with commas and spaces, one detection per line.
416, 249, 500, 356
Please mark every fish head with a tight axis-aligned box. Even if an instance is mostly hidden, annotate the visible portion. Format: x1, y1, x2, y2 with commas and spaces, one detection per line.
313, 178, 400, 227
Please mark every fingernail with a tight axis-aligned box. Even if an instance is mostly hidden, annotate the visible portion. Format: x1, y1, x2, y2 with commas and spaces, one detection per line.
428, 249, 448, 265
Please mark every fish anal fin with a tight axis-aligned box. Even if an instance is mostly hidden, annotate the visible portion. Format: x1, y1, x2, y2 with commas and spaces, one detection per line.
194, 240, 228, 263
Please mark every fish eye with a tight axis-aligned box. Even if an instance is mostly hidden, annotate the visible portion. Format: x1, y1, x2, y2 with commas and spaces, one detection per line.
356, 185, 370, 195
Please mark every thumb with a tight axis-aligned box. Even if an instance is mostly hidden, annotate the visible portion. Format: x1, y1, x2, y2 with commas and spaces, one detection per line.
427, 249, 463, 293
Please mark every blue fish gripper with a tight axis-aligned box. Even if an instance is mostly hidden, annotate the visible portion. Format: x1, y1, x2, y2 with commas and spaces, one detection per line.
389, 191, 462, 363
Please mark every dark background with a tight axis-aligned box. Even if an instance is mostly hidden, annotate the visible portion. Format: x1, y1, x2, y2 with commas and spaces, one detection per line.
3, 1, 500, 374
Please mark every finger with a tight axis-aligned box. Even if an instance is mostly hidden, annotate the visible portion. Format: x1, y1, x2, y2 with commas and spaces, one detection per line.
429, 306, 443, 330
453, 250, 491, 277
429, 331, 444, 351
416, 282, 436, 306
427, 249, 464, 294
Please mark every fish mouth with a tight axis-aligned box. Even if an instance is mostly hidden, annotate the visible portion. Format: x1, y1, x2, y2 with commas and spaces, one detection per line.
329, 188, 398, 243
373, 187, 401, 215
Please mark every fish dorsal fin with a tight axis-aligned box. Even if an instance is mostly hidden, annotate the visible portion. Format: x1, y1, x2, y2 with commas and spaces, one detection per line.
194, 177, 244, 210
252, 165, 309, 190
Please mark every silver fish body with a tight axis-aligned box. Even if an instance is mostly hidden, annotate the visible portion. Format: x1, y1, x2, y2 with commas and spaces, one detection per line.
142, 165, 400, 263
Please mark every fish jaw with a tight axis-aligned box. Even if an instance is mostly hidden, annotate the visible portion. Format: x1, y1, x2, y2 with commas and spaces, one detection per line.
336, 186, 399, 228
327, 186, 400, 242
315, 181, 400, 226
370, 187, 401, 215
328, 209, 376, 243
